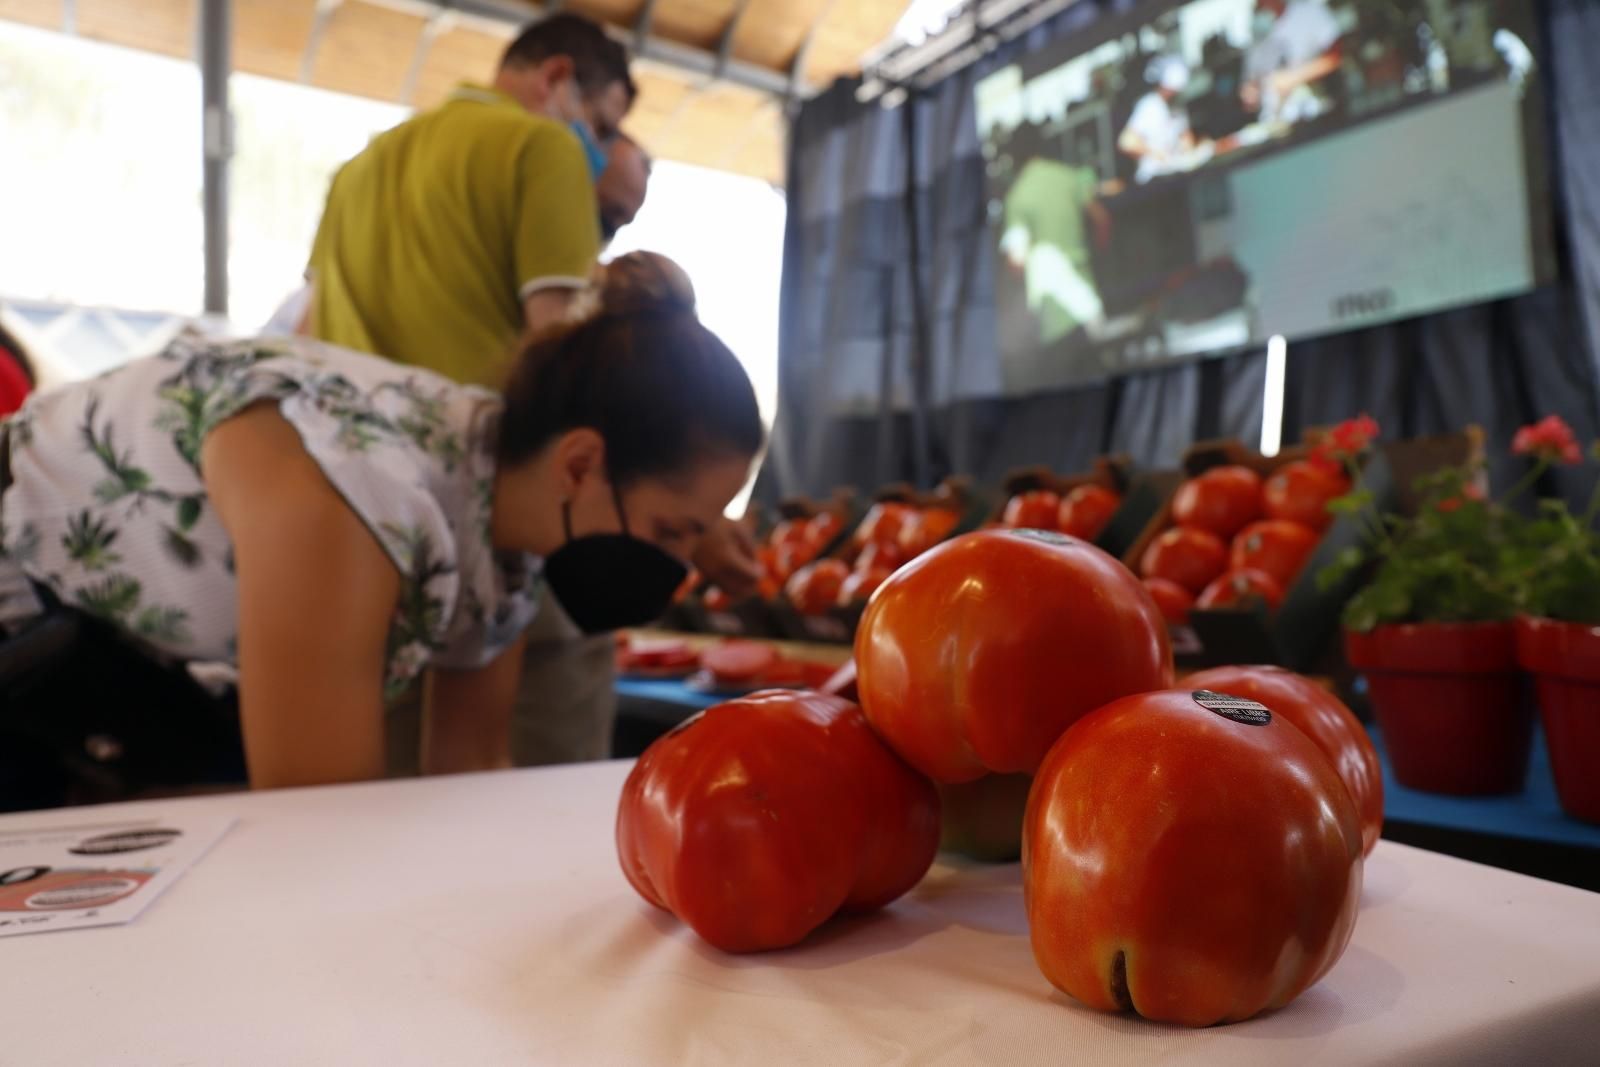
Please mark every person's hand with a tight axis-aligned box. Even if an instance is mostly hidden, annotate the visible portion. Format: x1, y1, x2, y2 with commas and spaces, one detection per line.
692, 515, 763, 600
1087, 201, 1113, 252
1241, 81, 1262, 111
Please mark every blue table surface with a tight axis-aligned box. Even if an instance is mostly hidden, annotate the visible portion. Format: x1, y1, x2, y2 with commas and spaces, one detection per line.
616, 677, 1600, 851
615, 675, 724, 712
1371, 723, 1600, 850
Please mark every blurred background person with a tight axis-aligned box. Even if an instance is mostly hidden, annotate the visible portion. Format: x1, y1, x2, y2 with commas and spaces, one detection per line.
0, 253, 763, 792
301, 14, 757, 769
1119, 57, 1196, 184
598, 133, 652, 245
999, 123, 1113, 348
305, 13, 633, 380
1243, 0, 1345, 125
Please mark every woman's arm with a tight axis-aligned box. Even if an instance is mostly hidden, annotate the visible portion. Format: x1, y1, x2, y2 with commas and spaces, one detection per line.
202, 403, 400, 790
420, 635, 527, 777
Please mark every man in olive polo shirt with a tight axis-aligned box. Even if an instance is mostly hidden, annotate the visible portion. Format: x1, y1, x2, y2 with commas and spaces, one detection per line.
307, 14, 632, 383
302, 15, 719, 772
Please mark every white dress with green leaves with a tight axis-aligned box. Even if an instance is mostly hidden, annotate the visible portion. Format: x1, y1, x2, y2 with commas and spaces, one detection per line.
0, 331, 540, 699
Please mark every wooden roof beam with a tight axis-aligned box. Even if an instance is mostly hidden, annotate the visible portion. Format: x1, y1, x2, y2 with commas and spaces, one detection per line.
631, 0, 662, 51
787, 0, 835, 112
300, 0, 346, 84
713, 0, 755, 82
400, 8, 457, 105
351, 0, 803, 101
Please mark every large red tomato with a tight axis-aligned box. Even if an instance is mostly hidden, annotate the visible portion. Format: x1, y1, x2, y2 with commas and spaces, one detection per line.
1186, 665, 1383, 855
1264, 460, 1350, 531
1057, 485, 1121, 541
1142, 577, 1195, 627
856, 529, 1174, 782
700, 640, 779, 684
1002, 490, 1063, 530
785, 559, 849, 616
854, 502, 917, 549
617, 690, 940, 953
1197, 568, 1284, 612
1231, 519, 1319, 587
1024, 689, 1363, 1026
1171, 465, 1263, 539
1139, 527, 1228, 595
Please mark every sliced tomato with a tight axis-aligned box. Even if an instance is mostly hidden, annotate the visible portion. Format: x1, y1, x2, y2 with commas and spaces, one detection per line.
700, 640, 780, 683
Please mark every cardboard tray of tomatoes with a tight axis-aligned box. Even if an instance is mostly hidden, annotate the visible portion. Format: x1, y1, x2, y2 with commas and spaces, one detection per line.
1127, 428, 1482, 673
771, 476, 994, 645
671, 490, 862, 640
990, 455, 1175, 561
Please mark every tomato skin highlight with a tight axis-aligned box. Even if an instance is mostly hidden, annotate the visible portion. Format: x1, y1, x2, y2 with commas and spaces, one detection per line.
1023, 688, 1363, 1027
1186, 665, 1384, 856
1057, 485, 1122, 541
1140, 527, 1229, 595
1171, 465, 1264, 540
785, 559, 851, 616
1197, 568, 1285, 612
1003, 490, 1064, 531
1264, 460, 1349, 531
1230, 519, 1320, 588
616, 690, 940, 953
856, 529, 1174, 783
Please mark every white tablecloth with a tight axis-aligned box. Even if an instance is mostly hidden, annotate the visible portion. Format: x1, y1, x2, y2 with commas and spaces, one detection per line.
3, 762, 1598, 1066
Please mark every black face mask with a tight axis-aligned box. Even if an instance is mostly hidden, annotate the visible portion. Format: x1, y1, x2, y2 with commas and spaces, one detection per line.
541, 485, 689, 634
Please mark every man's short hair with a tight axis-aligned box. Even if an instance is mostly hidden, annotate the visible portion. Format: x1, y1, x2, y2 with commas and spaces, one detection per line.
501, 13, 636, 102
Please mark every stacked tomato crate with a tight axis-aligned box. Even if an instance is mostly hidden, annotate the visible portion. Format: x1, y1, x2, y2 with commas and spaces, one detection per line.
670, 490, 859, 639
988, 456, 1171, 561
1126, 429, 1481, 672
773, 477, 989, 643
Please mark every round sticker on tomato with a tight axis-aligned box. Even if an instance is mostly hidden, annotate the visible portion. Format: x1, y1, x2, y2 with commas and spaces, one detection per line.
1192, 690, 1271, 726
1009, 529, 1071, 545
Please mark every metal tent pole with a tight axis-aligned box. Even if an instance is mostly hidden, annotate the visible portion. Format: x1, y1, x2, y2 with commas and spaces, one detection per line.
200, 0, 233, 317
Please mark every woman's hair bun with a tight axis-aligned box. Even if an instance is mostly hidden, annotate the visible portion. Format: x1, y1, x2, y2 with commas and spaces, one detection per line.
598, 251, 697, 318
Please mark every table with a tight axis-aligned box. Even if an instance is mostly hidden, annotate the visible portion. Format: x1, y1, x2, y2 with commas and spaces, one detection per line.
6, 762, 1598, 1065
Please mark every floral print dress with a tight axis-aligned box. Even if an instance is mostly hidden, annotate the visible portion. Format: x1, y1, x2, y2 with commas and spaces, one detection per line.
0, 331, 540, 700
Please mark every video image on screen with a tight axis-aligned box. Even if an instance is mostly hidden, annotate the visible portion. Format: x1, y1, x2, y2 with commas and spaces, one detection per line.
976, 0, 1555, 392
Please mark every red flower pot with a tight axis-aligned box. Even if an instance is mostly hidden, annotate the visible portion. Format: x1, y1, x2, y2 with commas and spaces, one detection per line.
1515, 616, 1600, 824
1345, 622, 1533, 796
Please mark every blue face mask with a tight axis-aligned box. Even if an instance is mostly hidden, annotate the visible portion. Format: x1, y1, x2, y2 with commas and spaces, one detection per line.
569, 121, 610, 181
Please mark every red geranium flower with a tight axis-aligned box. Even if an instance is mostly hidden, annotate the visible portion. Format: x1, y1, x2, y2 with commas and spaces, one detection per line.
1435, 482, 1487, 514
1512, 415, 1582, 466
1331, 414, 1380, 455
1310, 414, 1380, 474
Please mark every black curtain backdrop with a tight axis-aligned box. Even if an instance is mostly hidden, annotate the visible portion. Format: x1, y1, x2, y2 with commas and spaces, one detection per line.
756, 0, 1600, 511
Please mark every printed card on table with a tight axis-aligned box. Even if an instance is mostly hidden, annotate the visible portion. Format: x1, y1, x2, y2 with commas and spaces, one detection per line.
0, 813, 234, 937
